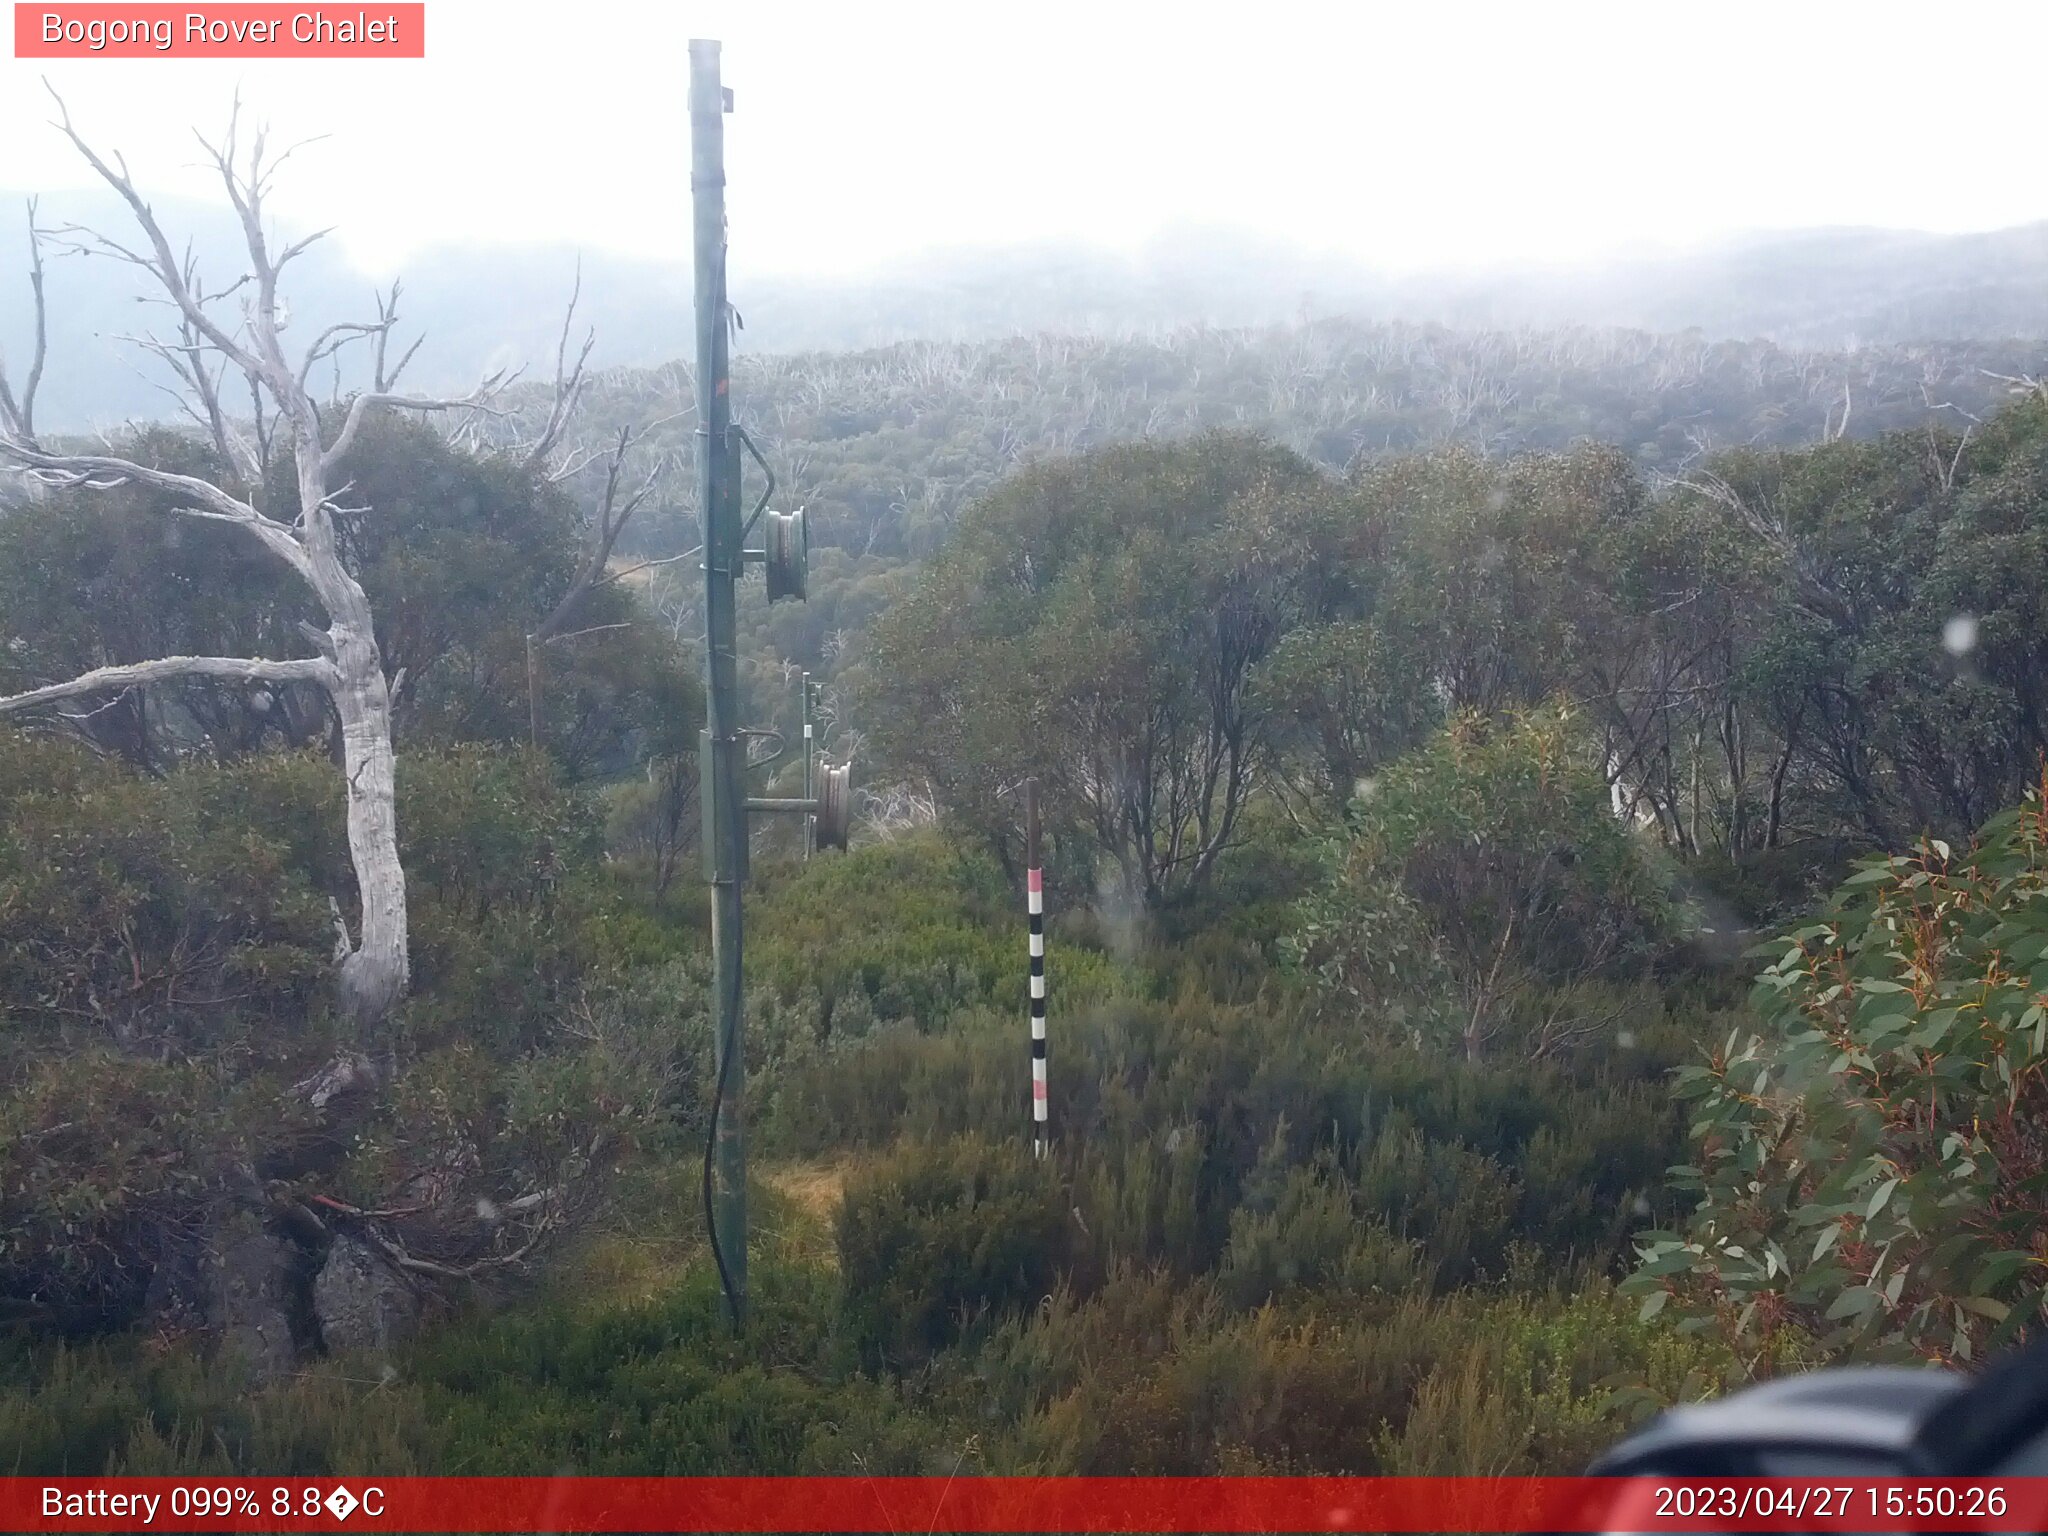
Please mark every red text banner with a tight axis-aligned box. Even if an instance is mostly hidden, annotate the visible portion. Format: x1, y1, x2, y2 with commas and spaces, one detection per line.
15, 5, 425, 58
5, 1476, 2048, 1533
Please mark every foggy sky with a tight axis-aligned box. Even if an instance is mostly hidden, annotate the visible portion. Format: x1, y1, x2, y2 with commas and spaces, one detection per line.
3, 0, 2046, 282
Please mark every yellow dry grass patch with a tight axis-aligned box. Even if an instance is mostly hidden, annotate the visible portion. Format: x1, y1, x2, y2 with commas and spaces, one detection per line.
763, 1159, 850, 1219
758, 1157, 860, 1270
548, 1157, 859, 1310
544, 1160, 707, 1314
571, 1229, 696, 1311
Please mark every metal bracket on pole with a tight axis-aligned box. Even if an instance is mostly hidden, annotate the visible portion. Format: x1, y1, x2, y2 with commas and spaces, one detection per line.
744, 761, 850, 850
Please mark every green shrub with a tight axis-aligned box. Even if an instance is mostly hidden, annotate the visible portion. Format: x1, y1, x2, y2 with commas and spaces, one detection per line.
838, 1136, 1071, 1370
773, 990, 1685, 1286
1351, 1123, 1521, 1288
1630, 789, 2048, 1365
0, 737, 340, 1323
0, 734, 333, 1049
0, 1258, 970, 1476
1215, 1161, 1430, 1309
1290, 707, 1673, 1060
999, 1274, 1724, 1475
0, 735, 690, 1333
1684, 839, 1863, 931
747, 832, 1134, 1035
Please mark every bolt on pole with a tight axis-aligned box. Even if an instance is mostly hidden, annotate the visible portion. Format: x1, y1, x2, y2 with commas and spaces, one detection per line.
690, 36, 747, 1329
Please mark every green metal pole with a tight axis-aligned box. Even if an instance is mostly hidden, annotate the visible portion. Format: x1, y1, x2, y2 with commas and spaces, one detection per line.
691, 36, 746, 1328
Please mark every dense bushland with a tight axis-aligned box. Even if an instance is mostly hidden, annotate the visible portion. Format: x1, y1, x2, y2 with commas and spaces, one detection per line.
7, 365, 2048, 1475
0, 742, 1739, 1472
0, 731, 694, 1337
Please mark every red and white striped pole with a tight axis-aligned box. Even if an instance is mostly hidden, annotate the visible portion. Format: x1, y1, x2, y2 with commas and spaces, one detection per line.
1025, 777, 1047, 1158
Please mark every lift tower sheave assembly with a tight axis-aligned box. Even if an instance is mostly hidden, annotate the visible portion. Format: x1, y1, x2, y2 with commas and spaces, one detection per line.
691, 39, 848, 1332
691, 37, 748, 1330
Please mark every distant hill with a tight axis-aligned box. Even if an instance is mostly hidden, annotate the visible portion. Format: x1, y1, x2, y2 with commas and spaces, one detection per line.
1438, 224, 2048, 344
741, 223, 2048, 356
2, 186, 2044, 431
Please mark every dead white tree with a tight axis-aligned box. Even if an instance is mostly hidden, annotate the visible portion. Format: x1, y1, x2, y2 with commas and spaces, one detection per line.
856, 780, 938, 842
0, 93, 504, 1032
504, 275, 693, 744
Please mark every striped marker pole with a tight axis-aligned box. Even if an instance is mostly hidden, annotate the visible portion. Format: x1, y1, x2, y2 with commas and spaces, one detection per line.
800, 672, 813, 863
1025, 777, 1047, 1158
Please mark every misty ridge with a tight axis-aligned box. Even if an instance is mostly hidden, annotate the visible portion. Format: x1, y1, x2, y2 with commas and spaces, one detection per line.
4, 184, 2047, 432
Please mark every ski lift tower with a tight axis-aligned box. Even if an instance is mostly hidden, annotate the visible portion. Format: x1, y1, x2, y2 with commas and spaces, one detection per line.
690, 38, 851, 1330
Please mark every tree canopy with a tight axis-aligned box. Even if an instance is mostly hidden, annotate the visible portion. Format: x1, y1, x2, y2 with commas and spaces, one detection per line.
865, 431, 1341, 906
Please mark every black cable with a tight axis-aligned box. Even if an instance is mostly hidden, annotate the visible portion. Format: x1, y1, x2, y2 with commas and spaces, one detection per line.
702, 921, 742, 1321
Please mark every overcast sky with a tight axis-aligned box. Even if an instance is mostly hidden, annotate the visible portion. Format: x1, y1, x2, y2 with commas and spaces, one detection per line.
5, 0, 2047, 282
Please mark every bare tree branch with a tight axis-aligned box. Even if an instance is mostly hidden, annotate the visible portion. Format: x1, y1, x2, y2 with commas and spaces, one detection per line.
519, 419, 674, 739
539, 622, 631, 647
297, 319, 384, 392
1824, 379, 1852, 442
520, 257, 592, 474
301, 279, 421, 400
1671, 463, 1855, 628
1980, 368, 2048, 402
535, 426, 661, 638
0, 198, 48, 447
320, 377, 509, 476
596, 545, 700, 589
44, 83, 273, 387
372, 281, 423, 392
0, 654, 336, 716
191, 101, 303, 402
0, 439, 314, 572
118, 293, 254, 479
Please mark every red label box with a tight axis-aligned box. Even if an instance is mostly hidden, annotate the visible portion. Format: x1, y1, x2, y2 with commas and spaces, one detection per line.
14, 4, 425, 57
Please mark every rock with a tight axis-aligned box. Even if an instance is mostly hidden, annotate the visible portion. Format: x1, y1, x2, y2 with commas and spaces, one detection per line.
207, 1207, 304, 1386
313, 1233, 420, 1357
